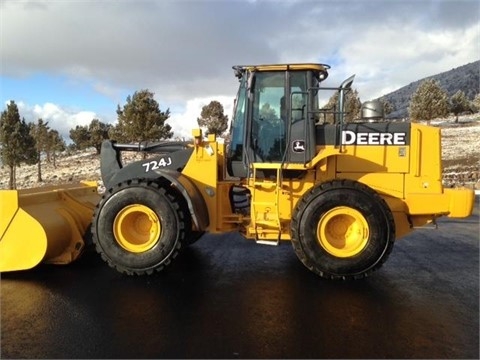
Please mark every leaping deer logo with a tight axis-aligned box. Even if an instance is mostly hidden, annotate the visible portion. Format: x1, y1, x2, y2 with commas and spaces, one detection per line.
293, 140, 305, 153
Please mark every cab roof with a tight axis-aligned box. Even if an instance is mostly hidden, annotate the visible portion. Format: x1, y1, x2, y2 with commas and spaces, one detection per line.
233, 63, 330, 72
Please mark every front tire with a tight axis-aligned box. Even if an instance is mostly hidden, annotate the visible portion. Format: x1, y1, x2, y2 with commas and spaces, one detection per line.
291, 180, 395, 280
92, 179, 190, 275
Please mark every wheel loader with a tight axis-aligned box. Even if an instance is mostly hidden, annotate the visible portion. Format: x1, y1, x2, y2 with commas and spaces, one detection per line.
0, 63, 475, 279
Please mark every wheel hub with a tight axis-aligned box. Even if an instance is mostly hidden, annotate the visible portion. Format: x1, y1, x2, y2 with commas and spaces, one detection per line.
317, 206, 369, 258
113, 204, 161, 253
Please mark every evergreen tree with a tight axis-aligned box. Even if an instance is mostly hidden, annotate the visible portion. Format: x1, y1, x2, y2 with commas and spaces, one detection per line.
472, 94, 480, 113
345, 89, 362, 122
69, 125, 90, 150
0, 101, 37, 189
322, 88, 362, 123
48, 129, 66, 168
88, 119, 111, 154
114, 89, 172, 143
450, 90, 470, 122
380, 99, 394, 116
69, 119, 111, 154
197, 100, 229, 136
107, 125, 124, 144
30, 118, 50, 182
408, 79, 449, 123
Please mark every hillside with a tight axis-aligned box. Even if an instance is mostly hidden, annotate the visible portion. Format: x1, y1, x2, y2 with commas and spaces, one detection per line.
375, 60, 480, 119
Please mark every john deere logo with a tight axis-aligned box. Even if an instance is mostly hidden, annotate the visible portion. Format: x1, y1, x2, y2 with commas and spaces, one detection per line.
342, 130, 406, 145
292, 140, 305, 153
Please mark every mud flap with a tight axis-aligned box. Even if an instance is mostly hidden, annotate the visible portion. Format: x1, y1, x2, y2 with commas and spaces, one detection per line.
0, 182, 100, 272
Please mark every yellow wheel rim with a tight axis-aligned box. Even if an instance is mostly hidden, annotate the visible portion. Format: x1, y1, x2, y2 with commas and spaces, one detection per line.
113, 204, 161, 253
317, 206, 369, 258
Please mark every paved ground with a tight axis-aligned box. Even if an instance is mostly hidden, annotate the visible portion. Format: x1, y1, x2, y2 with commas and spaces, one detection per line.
1, 200, 479, 359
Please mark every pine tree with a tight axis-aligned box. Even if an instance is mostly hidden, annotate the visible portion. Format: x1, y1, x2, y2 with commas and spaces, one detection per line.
380, 99, 394, 116
69, 119, 111, 154
69, 125, 90, 150
408, 79, 449, 123
472, 94, 480, 113
0, 101, 37, 189
322, 88, 362, 123
450, 90, 470, 122
88, 119, 111, 154
30, 118, 50, 182
197, 100, 229, 136
47, 129, 65, 168
114, 90, 172, 143
345, 89, 362, 122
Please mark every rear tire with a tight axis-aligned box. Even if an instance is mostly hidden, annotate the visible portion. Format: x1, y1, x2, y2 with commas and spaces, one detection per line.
92, 179, 190, 275
291, 180, 395, 280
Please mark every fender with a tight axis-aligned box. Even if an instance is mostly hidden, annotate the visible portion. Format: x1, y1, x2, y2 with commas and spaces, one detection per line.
109, 167, 208, 231
100, 141, 208, 230
100, 140, 194, 189
157, 170, 209, 231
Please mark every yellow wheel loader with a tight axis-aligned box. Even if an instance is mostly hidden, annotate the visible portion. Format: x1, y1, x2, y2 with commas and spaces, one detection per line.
0, 63, 475, 279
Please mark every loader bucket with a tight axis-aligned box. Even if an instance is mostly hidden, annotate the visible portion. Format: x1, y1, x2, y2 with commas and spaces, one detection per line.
0, 182, 100, 272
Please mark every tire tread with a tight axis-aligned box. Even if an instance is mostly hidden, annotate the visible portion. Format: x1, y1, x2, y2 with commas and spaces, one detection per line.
291, 179, 395, 280
92, 178, 190, 275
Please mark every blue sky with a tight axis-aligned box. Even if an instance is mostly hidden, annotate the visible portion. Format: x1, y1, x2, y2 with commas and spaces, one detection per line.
1, 0, 479, 140
1, 74, 118, 113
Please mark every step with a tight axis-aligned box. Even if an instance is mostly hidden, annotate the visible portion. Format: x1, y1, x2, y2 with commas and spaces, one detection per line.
255, 239, 280, 246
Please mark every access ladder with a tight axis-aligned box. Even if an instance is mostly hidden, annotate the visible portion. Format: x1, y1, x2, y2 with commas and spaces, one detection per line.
248, 163, 284, 245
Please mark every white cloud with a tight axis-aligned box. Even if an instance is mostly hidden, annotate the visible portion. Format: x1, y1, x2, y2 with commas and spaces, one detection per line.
335, 23, 480, 100
15, 102, 97, 142
167, 96, 235, 140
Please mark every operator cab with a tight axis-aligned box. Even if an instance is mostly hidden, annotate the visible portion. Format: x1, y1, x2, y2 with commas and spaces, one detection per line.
227, 63, 341, 178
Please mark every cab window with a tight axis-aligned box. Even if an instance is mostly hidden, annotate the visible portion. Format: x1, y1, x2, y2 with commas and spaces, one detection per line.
250, 72, 286, 162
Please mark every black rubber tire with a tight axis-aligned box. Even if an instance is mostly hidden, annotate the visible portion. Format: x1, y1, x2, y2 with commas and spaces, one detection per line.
92, 179, 190, 275
291, 179, 395, 280
167, 187, 204, 247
